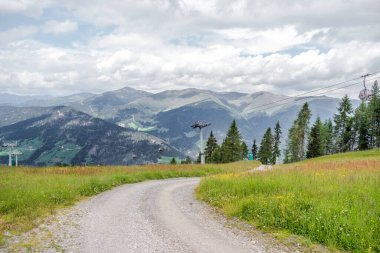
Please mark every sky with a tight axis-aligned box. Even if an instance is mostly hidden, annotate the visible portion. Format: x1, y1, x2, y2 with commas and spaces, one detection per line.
0, 0, 379, 97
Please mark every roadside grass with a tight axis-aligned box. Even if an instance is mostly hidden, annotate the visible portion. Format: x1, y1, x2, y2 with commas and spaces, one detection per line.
197, 149, 380, 252
0, 161, 259, 244
295, 148, 380, 163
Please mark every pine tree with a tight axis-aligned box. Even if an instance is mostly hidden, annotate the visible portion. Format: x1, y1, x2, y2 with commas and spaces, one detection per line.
272, 121, 282, 164
321, 119, 334, 155
211, 146, 222, 163
283, 146, 290, 164
354, 102, 370, 150
333, 95, 353, 152
346, 117, 355, 151
196, 152, 201, 164
220, 139, 227, 163
241, 142, 248, 159
258, 128, 273, 165
170, 157, 177, 164
368, 80, 380, 148
220, 120, 243, 162
284, 125, 298, 163
284, 102, 311, 163
251, 139, 258, 160
297, 102, 312, 160
306, 117, 324, 158
205, 131, 218, 163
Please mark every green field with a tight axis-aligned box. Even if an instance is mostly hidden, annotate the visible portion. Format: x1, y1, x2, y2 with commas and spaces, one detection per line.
0, 161, 259, 244
197, 149, 380, 252
2, 150, 380, 251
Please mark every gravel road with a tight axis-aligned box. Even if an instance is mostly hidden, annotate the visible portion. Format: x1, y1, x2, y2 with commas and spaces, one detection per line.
3, 178, 299, 253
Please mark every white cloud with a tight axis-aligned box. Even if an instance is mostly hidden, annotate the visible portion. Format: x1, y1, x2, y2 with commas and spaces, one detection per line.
1, 35, 379, 97
0, 26, 38, 45
215, 26, 325, 55
0, 0, 379, 97
179, 0, 218, 15
43, 20, 78, 35
0, 0, 51, 17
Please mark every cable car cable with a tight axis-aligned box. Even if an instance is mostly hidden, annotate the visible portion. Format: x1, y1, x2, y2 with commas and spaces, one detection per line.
250, 75, 379, 112
254, 75, 379, 112
248, 70, 380, 111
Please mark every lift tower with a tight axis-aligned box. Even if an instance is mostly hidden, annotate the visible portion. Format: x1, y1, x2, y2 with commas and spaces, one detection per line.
191, 120, 211, 165
2, 142, 21, 166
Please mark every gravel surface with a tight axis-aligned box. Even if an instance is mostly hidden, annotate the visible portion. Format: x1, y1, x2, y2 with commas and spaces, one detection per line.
2, 178, 308, 253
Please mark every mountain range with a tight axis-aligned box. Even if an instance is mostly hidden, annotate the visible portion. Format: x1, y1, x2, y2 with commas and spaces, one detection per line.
0, 106, 180, 166
0, 87, 359, 165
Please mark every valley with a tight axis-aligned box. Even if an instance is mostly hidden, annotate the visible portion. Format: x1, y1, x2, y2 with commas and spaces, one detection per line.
0, 87, 356, 166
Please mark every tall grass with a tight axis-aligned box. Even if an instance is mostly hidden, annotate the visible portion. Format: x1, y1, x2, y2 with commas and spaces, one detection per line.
0, 161, 258, 244
197, 150, 380, 252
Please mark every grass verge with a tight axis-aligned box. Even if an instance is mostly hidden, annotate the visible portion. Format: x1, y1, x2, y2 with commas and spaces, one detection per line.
0, 161, 259, 244
197, 149, 380, 252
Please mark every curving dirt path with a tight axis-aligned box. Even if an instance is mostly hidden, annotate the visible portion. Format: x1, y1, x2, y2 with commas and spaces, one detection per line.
3, 178, 300, 253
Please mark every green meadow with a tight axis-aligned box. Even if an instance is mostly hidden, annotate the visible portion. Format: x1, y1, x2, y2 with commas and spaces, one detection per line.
197, 149, 380, 252
2, 150, 380, 252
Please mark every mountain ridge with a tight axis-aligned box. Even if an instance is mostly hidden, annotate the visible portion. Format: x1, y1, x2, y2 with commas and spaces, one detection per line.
0, 87, 360, 161
0, 106, 181, 166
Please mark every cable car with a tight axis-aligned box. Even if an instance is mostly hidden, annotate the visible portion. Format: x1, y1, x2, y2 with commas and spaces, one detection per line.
158, 147, 164, 153
359, 89, 373, 101
359, 74, 373, 101
132, 154, 137, 159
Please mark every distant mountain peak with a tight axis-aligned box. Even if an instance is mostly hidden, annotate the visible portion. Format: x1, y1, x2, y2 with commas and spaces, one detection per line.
114, 86, 152, 94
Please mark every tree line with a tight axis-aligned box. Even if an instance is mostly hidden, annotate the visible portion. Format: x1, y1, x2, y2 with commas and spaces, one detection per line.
203, 120, 249, 163
204, 80, 380, 164
204, 119, 282, 164
284, 80, 380, 163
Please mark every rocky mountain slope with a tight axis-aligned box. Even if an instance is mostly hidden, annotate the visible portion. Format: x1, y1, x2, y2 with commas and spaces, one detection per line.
0, 106, 180, 166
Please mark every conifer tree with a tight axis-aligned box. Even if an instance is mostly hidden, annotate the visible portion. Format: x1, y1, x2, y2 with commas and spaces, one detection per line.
284, 125, 298, 163
333, 95, 353, 152
258, 128, 273, 165
241, 142, 248, 159
170, 157, 177, 164
272, 121, 282, 164
251, 139, 258, 160
306, 117, 324, 158
321, 119, 334, 155
368, 80, 380, 147
196, 152, 201, 164
205, 131, 218, 163
284, 102, 311, 163
354, 102, 370, 150
211, 146, 222, 163
220, 139, 227, 163
220, 120, 242, 162
347, 117, 355, 151
297, 102, 312, 159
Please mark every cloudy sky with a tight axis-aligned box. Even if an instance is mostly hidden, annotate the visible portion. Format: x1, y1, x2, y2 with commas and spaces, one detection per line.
0, 0, 379, 97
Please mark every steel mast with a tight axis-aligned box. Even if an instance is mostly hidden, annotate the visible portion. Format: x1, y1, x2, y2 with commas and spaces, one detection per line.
191, 120, 211, 165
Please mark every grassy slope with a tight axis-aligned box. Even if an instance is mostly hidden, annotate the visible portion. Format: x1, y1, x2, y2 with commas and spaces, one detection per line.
0, 161, 259, 244
197, 149, 380, 252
